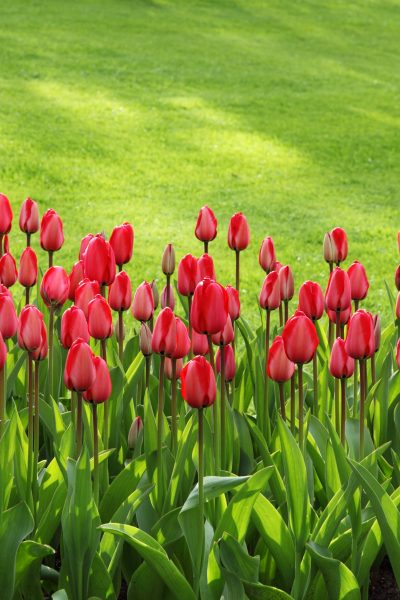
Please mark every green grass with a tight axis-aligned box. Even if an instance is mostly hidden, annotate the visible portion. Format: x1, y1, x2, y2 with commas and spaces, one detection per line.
0, 0, 399, 321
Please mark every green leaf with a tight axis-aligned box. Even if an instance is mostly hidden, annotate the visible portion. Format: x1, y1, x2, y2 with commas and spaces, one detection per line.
99, 454, 146, 522
244, 582, 294, 600
0, 502, 34, 599
307, 542, 360, 600
88, 553, 116, 600
15, 540, 55, 593
219, 533, 259, 584
180, 475, 250, 513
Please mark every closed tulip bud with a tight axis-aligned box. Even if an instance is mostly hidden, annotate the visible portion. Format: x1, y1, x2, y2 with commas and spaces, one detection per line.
298, 281, 324, 321
83, 356, 112, 403
128, 416, 143, 449
330, 338, 354, 379
61, 306, 89, 348
191, 329, 209, 355
40, 266, 70, 309
0, 194, 13, 235
139, 322, 152, 356
0, 332, 6, 370
40, 209, 64, 252
75, 278, 100, 320
373, 314, 381, 352
216, 344, 236, 382
323, 232, 335, 264
397, 340, 400, 370
165, 357, 183, 380
347, 261, 369, 301
88, 295, 113, 340
197, 254, 216, 283
0, 293, 18, 339
282, 310, 319, 364
30, 320, 48, 362
64, 339, 96, 392
172, 317, 191, 359
84, 234, 116, 287
152, 307, 176, 356
279, 265, 294, 301
327, 306, 352, 325
161, 284, 175, 310
109, 222, 134, 267
68, 260, 84, 301
211, 315, 234, 346
181, 355, 216, 408
395, 266, 400, 291
325, 267, 351, 312
191, 278, 229, 335
19, 247, 38, 288
259, 237, 276, 272
259, 271, 281, 310
225, 285, 240, 321
267, 335, 295, 382
108, 271, 132, 312
195, 205, 217, 242
228, 212, 250, 251
396, 292, 400, 320
162, 243, 175, 275
178, 254, 198, 296
151, 280, 159, 310
0, 253, 17, 287
18, 305, 44, 351
132, 281, 154, 322
19, 197, 39, 234
330, 227, 348, 264
79, 233, 94, 261
345, 310, 375, 360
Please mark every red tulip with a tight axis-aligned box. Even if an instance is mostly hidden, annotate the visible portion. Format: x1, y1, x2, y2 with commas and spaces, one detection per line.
68, 260, 84, 301
211, 315, 234, 346
197, 254, 216, 283
216, 344, 236, 382
64, 339, 96, 392
0, 194, 13, 235
323, 232, 335, 264
397, 292, 400, 320
267, 335, 295, 382
228, 212, 250, 251
83, 356, 112, 403
19, 197, 39, 234
279, 265, 294, 301
330, 227, 348, 264
373, 314, 381, 352
282, 310, 319, 364
152, 307, 176, 356
165, 357, 183, 380
0, 253, 17, 287
88, 295, 113, 340
30, 320, 48, 362
19, 247, 38, 288
347, 261, 369, 302
272, 260, 283, 273
40, 209, 64, 252
396, 339, 400, 370
108, 271, 132, 312
345, 310, 375, 360
0, 332, 6, 370
178, 254, 198, 296
139, 322, 152, 356
191, 278, 229, 335
298, 281, 324, 321
161, 284, 175, 310
0, 284, 11, 298
225, 285, 240, 321
40, 267, 70, 309
18, 305, 44, 351
259, 237, 276, 272
327, 306, 352, 325
109, 222, 134, 267
330, 338, 354, 379
162, 244, 175, 275
195, 206, 217, 242
191, 329, 209, 355
0, 293, 18, 339
132, 281, 154, 322
79, 233, 94, 261
395, 266, 400, 291
84, 234, 116, 286
74, 278, 100, 319
181, 355, 216, 408
259, 271, 281, 310
172, 317, 191, 359
61, 306, 89, 348
325, 267, 351, 312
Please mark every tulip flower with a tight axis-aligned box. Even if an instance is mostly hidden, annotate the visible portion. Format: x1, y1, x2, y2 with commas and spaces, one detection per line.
323, 232, 335, 269
68, 260, 84, 302
151, 280, 159, 310
88, 294, 113, 340
109, 271, 132, 360
330, 337, 354, 445
161, 284, 175, 310
132, 281, 154, 323
348, 261, 369, 306
191, 329, 209, 356
195, 205, 217, 252
75, 278, 100, 320
0, 252, 18, 288
216, 344, 236, 382
279, 265, 294, 324
228, 212, 250, 292
19, 247, 38, 302
178, 254, 198, 297
140, 322, 152, 388
109, 222, 134, 269
19, 197, 39, 241
79, 233, 94, 261
18, 305, 44, 352
330, 227, 348, 265
395, 266, 400, 291
30, 320, 48, 363
197, 253, 216, 283
325, 267, 352, 314
298, 281, 324, 321
84, 234, 116, 288
225, 285, 240, 321
40, 266, 70, 309
0, 293, 18, 339
191, 278, 228, 341
161, 243, 175, 308
61, 306, 89, 349
259, 237, 276, 273
40, 209, 64, 265
267, 336, 295, 420
0, 194, 13, 245
128, 416, 143, 451
170, 316, 191, 452
373, 314, 381, 354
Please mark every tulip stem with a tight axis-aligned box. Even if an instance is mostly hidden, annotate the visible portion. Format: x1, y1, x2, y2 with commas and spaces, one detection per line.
334, 312, 340, 434
26, 233, 31, 248
340, 378, 346, 447
278, 382, 286, 421
359, 359, 366, 460
48, 306, 54, 402
33, 361, 40, 513
264, 310, 271, 439
157, 355, 166, 511
48, 251, 53, 268
0, 366, 4, 438
198, 407, 204, 573
76, 392, 83, 457
166, 274, 171, 308
328, 320, 334, 348
188, 295, 193, 359
118, 311, 124, 363
25, 287, 30, 305
26, 355, 34, 502
235, 250, 240, 292
353, 300, 360, 418
371, 352, 376, 390
204, 241, 208, 254
313, 352, 318, 417
101, 340, 109, 450
284, 300, 289, 324
298, 364, 304, 454
220, 345, 226, 470
279, 303, 283, 327
71, 391, 76, 428
92, 403, 99, 505
290, 371, 296, 434
171, 358, 177, 455
207, 334, 220, 473
145, 355, 151, 389
0, 234, 3, 257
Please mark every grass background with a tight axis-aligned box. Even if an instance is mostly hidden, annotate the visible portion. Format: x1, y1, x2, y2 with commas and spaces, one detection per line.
0, 0, 399, 322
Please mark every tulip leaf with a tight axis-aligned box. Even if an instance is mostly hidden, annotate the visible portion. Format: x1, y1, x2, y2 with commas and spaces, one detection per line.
99, 454, 146, 522
180, 475, 250, 513
219, 533, 260, 584
244, 582, 295, 600
88, 552, 116, 600
15, 540, 55, 595
0, 411, 17, 511
307, 542, 360, 600
163, 413, 196, 512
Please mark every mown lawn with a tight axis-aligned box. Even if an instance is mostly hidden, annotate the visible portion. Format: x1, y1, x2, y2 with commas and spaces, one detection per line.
0, 0, 399, 321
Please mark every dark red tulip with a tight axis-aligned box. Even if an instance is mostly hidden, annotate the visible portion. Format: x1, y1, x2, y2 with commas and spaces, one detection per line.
108, 271, 132, 312
211, 315, 234, 346
279, 265, 294, 301
162, 244, 175, 275
395, 265, 400, 291
161, 284, 175, 310
348, 261, 369, 302
109, 222, 134, 267
298, 281, 324, 321
191, 278, 229, 335
282, 310, 319, 364
259, 237, 276, 272
40, 209, 64, 252
165, 357, 183, 380
267, 335, 295, 382
88, 295, 113, 340
83, 356, 112, 403
40, 266, 70, 309
330, 338, 354, 379
0, 253, 17, 287
178, 254, 198, 296
327, 306, 352, 325
18, 305, 44, 351
152, 307, 176, 356
0, 194, 13, 235
259, 271, 281, 310
61, 306, 89, 348
345, 310, 375, 360
79, 233, 94, 261
74, 278, 100, 320
225, 285, 240, 321
64, 339, 96, 392
30, 320, 48, 362
19, 197, 39, 234
139, 322, 152, 356
0, 332, 6, 370
195, 206, 217, 242
191, 330, 209, 355
68, 260, 84, 301
172, 317, 191, 359
373, 314, 381, 352
228, 212, 250, 251
19, 247, 38, 288
181, 355, 216, 408
325, 267, 351, 312
0, 293, 18, 339
197, 254, 216, 283
132, 281, 154, 322
216, 344, 236, 382
84, 234, 116, 287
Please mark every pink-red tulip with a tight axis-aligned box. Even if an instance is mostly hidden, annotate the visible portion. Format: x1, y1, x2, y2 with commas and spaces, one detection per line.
216, 344, 236, 382
0, 284, 11, 298
165, 357, 183, 380
64, 339, 96, 392
84, 234, 116, 286
282, 310, 319, 364
330, 338, 355, 379
191, 330, 209, 355
395, 266, 400, 291
152, 307, 176, 356
345, 310, 375, 360
79, 233, 94, 261
325, 267, 351, 312
330, 227, 348, 264
272, 260, 283, 273
228, 212, 250, 251
298, 281, 324, 321
162, 244, 175, 275
181, 355, 216, 408
139, 322, 152, 356
108, 271, 132, 312
195, 206, 217, 242
19, 247, 38, 288
327, 306, 352, 325
211, 315, 234, 346
348, 261, 369, 302
161, 284, 175, 310
132, 281, 154, 322
109, 222, 134, 267
267, 335, 295, 382
177, 254, 198, 296
0, 194, 13, 235
83, 356, 112, 403
373, 314, 381, 352
75, 278, 101, 320
259, 237, 276, 272
19, 197, 39, 234
259, 271, 281, 310
0, 253, 17, 287
18, 305, 44, 351
197, 254, 216, 283
40, 209, 64, 252
40, 266, 70, 309
30, 320, 48, 362
128, 416, 143, 449
279, 265, 294, 301
191, 278, 228, 335
68, 260, 84, 301
61, 306, 89, 348
225, 285, 240, 321
172, 317, 191, 359
88, 295, 113, 340
0, 293, 18, 339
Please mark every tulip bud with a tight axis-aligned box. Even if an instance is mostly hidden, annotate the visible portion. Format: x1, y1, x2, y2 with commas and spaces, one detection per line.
178, 254, 198, 297
151, 280, 159, 310
191, 278, 229, 335
162, 243, 175, 275
79, 233, 94, 261
128, 416, 143, 449
132, 281, 154, 322
197, 254, 216, 283
0, 293, 18, 339
108, 271, 132, 312
152, 307, 176, 356
282, 310, 319, 364
267, 335, 295, 382
0, 332, 7, 370
40, 209, 64, 252
323, 232, 334, 264
327, 306, 352, 325
278, 265, 294, 301
181, 356, 216, 408
216, 344, 236, 382
83, 356, 112, 403
211, 315, 234, 346
88, 295, 113, 340
61, 306, 89, 348
30, 320, 48, 362
347, 261, 369, 302
68, 260, 84, 301
330, 227, 348, 264
225, 285, 240, 321
195, 206, 217, 242
325, 267, 351, 312
75, 278, 101, 320
259, 237, 276, 272
40, 266, 70, 309
84, 234, 116, 287
161, 284, 175, 310
373, 314, 381, 353
397, 339, 400, 370
259, 271, 281, 311
395, 266, 400, 292
64, 339, 96, 392
228, 212, 250, 251
19, 197, 39, 234
165, 357, 183, 380
330, 338, 354, 379
0, 253, 18, 288
140, 322, 152, 356
345, 310, 375, 360
19, 247, 38, 289
109, 222, 134, 267
0, 194, 13, 235
298, 281, 324, 321
18, 305, 44, 351
191, 329, 209, 355
172, 317, 191, 359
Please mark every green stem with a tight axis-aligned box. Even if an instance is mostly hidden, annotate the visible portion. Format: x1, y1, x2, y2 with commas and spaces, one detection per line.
340, 377, 346, 446
284, 300, 289, 324
92, 403, 99, 505
334, 312, 340, 434
145, 355, 151, 389
290, 371, 296, 434
359, 359, 366, 460
353, 360, 359, 418
166, 274, 171, 308
48, 307, 54, 402
48, 251, 53, 268
207, 334, 219, 473
312, 352, 318, 417
171, 359, 177, 455
279, 303, 283, 327
235, 250, 240, 292
157, 355, 166, 511
264, 310, 271, 439
76, 392, 83, 457
101, 340, 108, 450
278, 382, 286, 421
33, 361, 40, 509
298, 364, 304, 454
26, 356, 34, 502
25, 286, 30, 305
220, 345, 226, 470
71, 390, 76, 428
118, 311, 124, 364
204, 241, 208, 254
26, 232, 31, 248
198, 407, 204, 558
